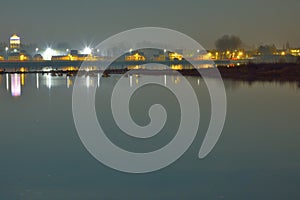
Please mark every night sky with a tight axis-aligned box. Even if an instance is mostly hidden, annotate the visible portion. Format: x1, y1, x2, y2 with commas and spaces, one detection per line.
0, 0, 299, 49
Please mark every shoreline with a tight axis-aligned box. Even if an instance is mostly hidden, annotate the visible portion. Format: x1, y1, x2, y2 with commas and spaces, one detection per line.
1, 63, 300, 83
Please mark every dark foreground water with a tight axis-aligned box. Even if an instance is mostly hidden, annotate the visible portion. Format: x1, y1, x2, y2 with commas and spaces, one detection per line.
0, 73, 299, 199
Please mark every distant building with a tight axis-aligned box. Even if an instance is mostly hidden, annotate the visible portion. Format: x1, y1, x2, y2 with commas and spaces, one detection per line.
61, 66, 79, 71
125, 52, 146, 61
8, 52, 29, 61
51, 55, 69, 61
289, 48, 300, 56
33, 54, 44, 61
168, 52, 183, 61
10, 34, 21, 53
0, 55, 4, 61
51, 50, 96, 61
153, 54, 166, 61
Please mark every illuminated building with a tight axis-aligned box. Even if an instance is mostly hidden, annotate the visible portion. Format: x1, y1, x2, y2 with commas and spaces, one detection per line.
168, 52, 183, 61
127, 65, 141, 70
10, 34, 21, 53
0, 55, 4, 60
125, 52, 146, 61
170, 64, 183, 70
289, 49, 300, 56
51, 55, 70, 61
207, 50, 247, 60
8, 52, 29, 61
51, 54, 96, 61
62, 66, 78, 71
51, 50, 97, 61
19, 54, 29, 61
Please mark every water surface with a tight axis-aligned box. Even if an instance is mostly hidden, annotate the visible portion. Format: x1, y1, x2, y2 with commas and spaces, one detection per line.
0, 73, 299, 199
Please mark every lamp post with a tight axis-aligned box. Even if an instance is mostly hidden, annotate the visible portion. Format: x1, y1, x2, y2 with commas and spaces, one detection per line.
35, 48, 39, 54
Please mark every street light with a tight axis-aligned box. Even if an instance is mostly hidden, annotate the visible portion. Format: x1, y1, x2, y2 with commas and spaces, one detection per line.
35, 48, 39, 54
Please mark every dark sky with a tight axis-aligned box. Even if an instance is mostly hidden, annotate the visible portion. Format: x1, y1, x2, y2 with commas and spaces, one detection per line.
0, 0, 299, 49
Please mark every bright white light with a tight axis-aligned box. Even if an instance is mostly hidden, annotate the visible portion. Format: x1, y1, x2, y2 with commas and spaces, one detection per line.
67, 76, 70, 88
86, 76, 90, 88
43, 48, 55, 60
36, 73, 39, 89
83, 47, 92, 54
129, 75, 133, 87
46, 74, 52, 89
6, 74, 9, 91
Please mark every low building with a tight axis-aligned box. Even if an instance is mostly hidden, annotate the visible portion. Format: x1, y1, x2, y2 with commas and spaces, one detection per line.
8, 52, 29, 61
153, 54, 166, 61
169, 52, 183, 61
61, 66, 79, 71
125, 52, 146, 61
33, 54, 44, 61
51, 54, 96, 61
51, 55, 70, 61
51, 50, 97, 61
289, 48, 300, 56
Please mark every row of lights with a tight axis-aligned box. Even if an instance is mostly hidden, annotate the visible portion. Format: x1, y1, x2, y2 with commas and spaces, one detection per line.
4, 46, 203, 60
43, 47, 98, 60
3, 46, 98, 60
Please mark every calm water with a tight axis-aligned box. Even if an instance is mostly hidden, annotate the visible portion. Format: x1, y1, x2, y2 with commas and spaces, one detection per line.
0, 73, 300, 199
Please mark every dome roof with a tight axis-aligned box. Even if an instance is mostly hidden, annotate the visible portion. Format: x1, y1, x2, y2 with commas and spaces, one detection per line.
10, 34, 20, 39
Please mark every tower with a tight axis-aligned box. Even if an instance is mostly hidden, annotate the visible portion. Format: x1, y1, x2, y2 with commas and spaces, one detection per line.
10, 34, 21, 53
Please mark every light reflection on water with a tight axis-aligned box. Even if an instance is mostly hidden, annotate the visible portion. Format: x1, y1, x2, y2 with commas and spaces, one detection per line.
1, 72, 299, 98
0, 73, 299, 199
